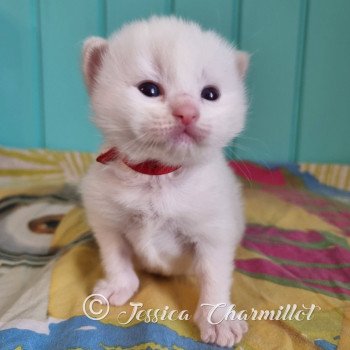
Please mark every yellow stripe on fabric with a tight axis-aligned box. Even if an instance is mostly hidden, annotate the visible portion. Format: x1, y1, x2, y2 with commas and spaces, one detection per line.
49, 151, 67, 165
338, 167, 348, 189
345, 171, 350, 190
71, 153, 85, 178
0, 182, 65, 199
345, 168, 350, 191
333, 165, 341, 188
341, 167, 349, 190
331, 165, 338, 187
0, 147, 58, 166
0, 168, 60, 176
75, 153, 92, 175
346, 172, 350, 191
309, 164, 317, 176
74, 152, 85, 177
68, 152, 81, 178
324, 165, 332, 187
319, 164, 327, 183
81, 152, 94, 172
313, 164, 322, 179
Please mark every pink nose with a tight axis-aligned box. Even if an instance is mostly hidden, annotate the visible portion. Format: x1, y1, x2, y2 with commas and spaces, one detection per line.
172, 103, 199, 126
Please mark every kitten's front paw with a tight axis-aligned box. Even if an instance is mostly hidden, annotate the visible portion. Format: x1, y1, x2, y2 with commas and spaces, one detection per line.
195, 308, 248, 347
93, 272, 139, 306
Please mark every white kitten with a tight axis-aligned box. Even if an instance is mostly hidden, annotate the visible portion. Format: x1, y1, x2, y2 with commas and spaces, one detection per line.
81, 16, 249, 347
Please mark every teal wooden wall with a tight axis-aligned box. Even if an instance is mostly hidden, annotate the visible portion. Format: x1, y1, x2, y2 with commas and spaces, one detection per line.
1, 0, 350, 163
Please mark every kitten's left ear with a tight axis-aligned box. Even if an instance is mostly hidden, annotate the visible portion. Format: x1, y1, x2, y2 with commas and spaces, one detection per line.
236, 51, 250, 79
82, 37, 108, 94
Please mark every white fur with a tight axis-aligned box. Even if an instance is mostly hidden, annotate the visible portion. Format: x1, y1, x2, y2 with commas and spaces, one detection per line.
81, 16, 249, 347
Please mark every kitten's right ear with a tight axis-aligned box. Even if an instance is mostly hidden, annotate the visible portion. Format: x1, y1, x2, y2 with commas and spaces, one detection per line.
236, 50, 250, 79
82, 37, 108, 94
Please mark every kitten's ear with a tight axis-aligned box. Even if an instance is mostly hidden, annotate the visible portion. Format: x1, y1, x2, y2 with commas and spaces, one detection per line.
236, 50, 250, 79
82, 37, 108, 94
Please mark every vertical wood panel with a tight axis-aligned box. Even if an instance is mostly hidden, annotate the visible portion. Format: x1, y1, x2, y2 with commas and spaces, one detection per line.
0, 0, 43, 148
174, 0, 239, 42
297, 0, 350, 163
234, 0, 301, 162
289, 0, 308, 162
106, 0, 171, 35
40, 0, 104, 151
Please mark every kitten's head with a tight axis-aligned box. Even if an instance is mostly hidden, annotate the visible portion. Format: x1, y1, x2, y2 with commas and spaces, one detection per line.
82, 17, 249, 166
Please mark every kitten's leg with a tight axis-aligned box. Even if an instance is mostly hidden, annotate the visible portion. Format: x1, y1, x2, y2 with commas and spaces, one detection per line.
93, 224, 139, 306
193, 239, 248, 347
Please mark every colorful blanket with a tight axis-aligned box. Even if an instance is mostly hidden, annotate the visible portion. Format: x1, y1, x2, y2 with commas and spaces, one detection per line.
0, 146, 349, 350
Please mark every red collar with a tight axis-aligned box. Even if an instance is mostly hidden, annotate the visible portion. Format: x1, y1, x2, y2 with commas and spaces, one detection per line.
96, 147, 181, 176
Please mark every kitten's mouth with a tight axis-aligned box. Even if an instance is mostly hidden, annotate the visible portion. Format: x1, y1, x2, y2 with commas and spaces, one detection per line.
169, 125, 208, 145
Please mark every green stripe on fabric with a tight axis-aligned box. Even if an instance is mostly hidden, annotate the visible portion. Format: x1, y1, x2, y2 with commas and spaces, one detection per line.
237, 270, 350, 301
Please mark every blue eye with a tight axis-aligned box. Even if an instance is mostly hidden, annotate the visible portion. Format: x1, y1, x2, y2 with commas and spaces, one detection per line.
201, 86, 220, 101
138, 81, 161, 97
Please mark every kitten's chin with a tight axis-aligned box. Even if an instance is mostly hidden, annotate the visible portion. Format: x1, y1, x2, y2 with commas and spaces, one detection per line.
163, 139, 212, 166
169, 132, 197, 146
